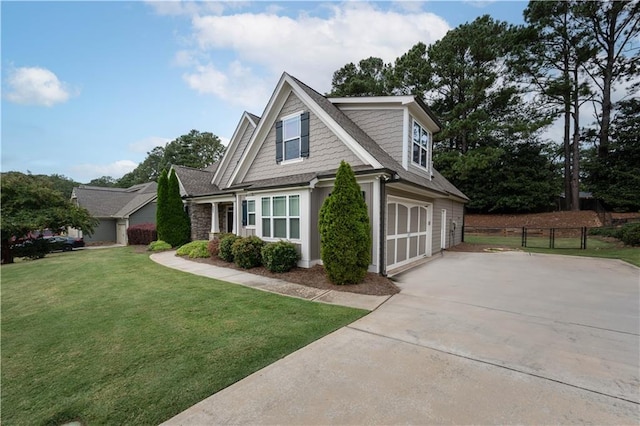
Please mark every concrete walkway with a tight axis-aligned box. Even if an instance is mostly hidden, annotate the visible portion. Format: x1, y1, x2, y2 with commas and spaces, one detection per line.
149, 251, 391, 311
161, 251, 639, 425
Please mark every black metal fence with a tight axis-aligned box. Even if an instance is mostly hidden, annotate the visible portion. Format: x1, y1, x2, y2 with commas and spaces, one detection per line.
464, 226, 589, 249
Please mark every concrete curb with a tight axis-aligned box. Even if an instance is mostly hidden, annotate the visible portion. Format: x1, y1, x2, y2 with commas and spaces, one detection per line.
149, 251, 391, 311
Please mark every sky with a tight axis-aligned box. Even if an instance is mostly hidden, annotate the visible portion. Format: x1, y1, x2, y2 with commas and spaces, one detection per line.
1, 0, 528, 183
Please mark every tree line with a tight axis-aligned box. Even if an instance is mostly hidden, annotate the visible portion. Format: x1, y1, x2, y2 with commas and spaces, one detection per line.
329, 0, 639, 213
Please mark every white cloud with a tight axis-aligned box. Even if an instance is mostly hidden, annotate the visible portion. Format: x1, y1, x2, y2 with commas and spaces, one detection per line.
145, 0, 225, 17
71, 160, 138, 180
5, 66, 75, 107
182, 60, 271, 109
174, 2, 450, 108
128, 136, 172, 153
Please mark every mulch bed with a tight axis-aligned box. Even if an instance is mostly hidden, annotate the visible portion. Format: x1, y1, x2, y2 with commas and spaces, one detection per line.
187, 255, 400, 296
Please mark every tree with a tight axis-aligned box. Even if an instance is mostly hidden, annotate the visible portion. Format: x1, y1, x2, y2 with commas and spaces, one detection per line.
1, 172, 97, 263
319, 161, 371, 284
584, 98, 640, 211
155, 169, 169, 243
328, 57, 392, 97
159, 169, 190, 247
519, 1, 596, 210
87, 176, 117, 187
575, 0, 640, 159
118, 130, 225, 187
167, 169, 191, 247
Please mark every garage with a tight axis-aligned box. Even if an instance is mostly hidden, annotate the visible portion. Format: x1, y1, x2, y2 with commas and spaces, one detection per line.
386, 197, 432, 270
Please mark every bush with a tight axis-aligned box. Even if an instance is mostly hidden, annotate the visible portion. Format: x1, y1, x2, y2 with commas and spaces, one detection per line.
127, 223, 157, 245
13, 238, 50, 260
231, 236, 265, 269
148, 240, 172, 251
218, 234, 240, 262
176, 240, 209, 257
319, 161, 371, 284
620, 223, 640, 246
208, 233, 233, 258
589, 227, 623, 239
261, 241, 300, 273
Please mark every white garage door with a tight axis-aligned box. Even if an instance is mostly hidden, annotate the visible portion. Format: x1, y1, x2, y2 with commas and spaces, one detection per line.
386, 199, 431, 270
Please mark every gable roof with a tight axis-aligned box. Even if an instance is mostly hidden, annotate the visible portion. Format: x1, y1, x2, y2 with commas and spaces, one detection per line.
172, 164, 221, 197
72, 182, 158, 218
183, 72, 467, 202
212, 111, 259, 188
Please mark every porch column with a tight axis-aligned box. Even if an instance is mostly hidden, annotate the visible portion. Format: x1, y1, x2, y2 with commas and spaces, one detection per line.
211, 202, 220, 234
232, 198, 238, 234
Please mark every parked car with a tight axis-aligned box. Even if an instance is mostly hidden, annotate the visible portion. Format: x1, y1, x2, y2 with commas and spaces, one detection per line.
47, 236, 85, 251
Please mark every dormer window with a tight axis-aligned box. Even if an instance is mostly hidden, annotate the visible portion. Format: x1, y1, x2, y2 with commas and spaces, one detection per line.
412, 120, 431, 170
276, 111, 310, 163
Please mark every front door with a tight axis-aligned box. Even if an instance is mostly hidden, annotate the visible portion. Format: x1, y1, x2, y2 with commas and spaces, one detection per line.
226, 207, 234, 233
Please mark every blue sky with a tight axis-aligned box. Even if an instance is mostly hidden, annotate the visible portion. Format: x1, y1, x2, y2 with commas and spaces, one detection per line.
2, 1, 528, 183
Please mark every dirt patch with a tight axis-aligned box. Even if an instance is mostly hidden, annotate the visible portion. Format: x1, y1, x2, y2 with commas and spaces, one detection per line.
465, 211, 603, 228
447, 243, 521, 253
188, 256, 400, 296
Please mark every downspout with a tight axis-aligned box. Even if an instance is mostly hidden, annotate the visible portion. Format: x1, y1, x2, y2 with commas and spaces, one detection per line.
379, 176, 387, 276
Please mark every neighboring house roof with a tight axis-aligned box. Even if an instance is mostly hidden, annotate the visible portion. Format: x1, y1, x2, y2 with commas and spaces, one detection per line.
172, 165, 220, 197
72, 182, 157, 218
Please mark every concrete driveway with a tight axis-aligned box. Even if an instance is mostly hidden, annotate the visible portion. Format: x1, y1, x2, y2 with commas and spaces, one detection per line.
164, 252, 640, 425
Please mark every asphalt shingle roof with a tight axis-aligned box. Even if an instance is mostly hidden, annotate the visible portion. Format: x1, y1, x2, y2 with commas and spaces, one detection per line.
73, 182, 157, 218
172, 165, 221, 197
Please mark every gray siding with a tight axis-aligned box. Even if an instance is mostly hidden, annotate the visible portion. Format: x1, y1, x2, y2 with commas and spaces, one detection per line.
343, 109, 404, 165
243, 92, 364, 183
85, 219, 116, 243
433, 198, 465, 253
129, 202, 156, 226
219, 124, 253, 189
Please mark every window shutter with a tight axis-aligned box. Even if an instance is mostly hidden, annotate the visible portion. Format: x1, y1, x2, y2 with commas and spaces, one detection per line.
300, 112, 310, 158
275, 120, 283, 163
242, 200, 248, 227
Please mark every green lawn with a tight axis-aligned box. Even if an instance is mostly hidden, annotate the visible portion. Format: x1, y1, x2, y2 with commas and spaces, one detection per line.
1, 247, 367, 425
465, 235, 640, 267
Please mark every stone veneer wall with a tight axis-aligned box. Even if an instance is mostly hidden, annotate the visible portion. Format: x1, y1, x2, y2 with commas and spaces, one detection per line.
189, 203, 211, 241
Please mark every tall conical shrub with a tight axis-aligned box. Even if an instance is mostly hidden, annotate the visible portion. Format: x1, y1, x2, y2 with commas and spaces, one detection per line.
164, 169, 191, 247
319, 160, 371, 284
156, 169, 169, 242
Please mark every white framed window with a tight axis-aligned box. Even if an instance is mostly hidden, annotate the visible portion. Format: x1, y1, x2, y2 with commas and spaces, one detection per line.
247, 200, 256, 227
282, 114, 301, 162
412, 120, 431, 170
261, 194, 300, 240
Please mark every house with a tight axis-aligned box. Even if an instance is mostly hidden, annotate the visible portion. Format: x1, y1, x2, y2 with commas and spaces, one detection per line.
174, 72, 468, 275
70, 182, 157, 245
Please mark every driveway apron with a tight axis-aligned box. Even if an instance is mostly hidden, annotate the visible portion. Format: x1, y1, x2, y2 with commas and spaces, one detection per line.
163, 251, 640, 425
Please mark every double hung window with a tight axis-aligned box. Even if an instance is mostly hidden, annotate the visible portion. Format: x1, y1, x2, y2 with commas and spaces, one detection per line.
261, 195, 300, 239
283, 116, 301, 161
412, 120, 431, 170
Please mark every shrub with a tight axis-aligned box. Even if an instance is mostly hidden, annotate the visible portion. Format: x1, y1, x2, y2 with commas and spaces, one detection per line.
319, 161, 371, 284
148, 240, 172, 251
620, 223, 640, 246
261, 241, 300, 273
188, 243, 210, 258
231, 236, 265, 269
13, 238, 50, 260
208, 233, 233, 258
218, 234, 240, 262
176, 240, 209, 257
589, 227, 623, 239
127, 223, 157, 245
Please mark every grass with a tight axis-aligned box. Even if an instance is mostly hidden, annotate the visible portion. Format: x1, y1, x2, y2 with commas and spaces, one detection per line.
1, 247, 367, 425
465, 235, 640, 267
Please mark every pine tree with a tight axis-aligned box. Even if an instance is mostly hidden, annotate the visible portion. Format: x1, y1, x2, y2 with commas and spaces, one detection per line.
319, 161, 371, 284
155, 169, 169, 242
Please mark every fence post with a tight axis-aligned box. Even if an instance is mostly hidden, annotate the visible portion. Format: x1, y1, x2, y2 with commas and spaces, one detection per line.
549, 228, 554, 249
521, 227, 526, 247
582, 227, 587, 250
